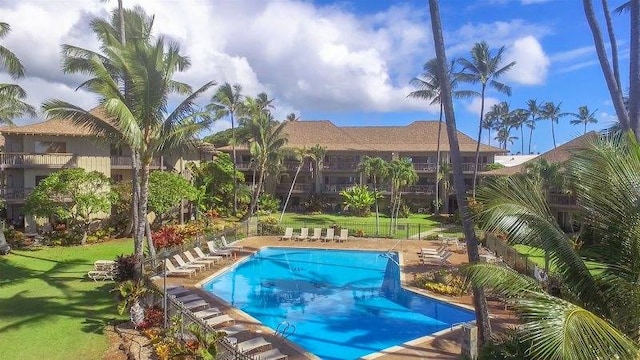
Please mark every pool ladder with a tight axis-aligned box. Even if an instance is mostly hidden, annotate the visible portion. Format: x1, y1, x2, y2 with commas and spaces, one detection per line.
275, 321, 296, 339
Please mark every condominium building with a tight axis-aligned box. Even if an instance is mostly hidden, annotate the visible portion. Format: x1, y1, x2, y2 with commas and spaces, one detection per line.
0, 113, 215, 232
219, 120, 505, 212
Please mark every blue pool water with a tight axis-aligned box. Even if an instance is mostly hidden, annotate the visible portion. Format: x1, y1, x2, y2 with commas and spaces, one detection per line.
202, 247, 475, 360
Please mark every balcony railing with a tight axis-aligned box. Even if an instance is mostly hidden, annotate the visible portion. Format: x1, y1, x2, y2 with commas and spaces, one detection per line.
402, 185, 436, 194
412, 163, 437, 172
0, 153, 77, 168
323, 161, 358, 171
461, 163, 488, 172
548, 193, 577, 206
236, 162, 253, 170
0, 187, 33, 201
110, 156, 162, 169
276, 183, 313, 192
324, 184, 354, 192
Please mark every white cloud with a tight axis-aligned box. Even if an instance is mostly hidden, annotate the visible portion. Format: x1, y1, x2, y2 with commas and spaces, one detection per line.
465, 97, 500, 117
504, 36, 550, 85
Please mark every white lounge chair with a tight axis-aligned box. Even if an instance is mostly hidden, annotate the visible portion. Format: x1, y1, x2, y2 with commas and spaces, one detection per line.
192, 307, 222, 320
221, 236, 243, 250
194, 247, 223, 262
295, 228, 309, 241
321, 228, 335, 242
183, 250, 215, 268
280, 227, 294, 241
87, 270, 114, 281
309, 228, 321, 241
207, 240, 233, 257
219, 324, 248, 336
335, 229, 348, 243
173, 254, 206, 272
165, 259, 196, 278
204, 314, 235, 327
167, 286, 191, 296
182, 299, 209, 311
419, 245, 447, 256
420, 251, 453, 265
256, 348, 288, 360
175, 294, 203, 303
236, 336, 271, 353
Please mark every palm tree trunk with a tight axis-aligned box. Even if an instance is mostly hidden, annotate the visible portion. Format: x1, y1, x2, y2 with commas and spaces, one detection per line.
521, 126, 524, 154
118, 0, 126, 45
602, 0, 622, 90
231, 113, 238, 215
132, 150, 144, 280
584, 121, 587, 134
280, 163, 302, 222
374, 176, 380, 235
472, 85, 486, 199
435, 103, 443, 215
528, 125, 534, 154
551, 119, 557, 148
249, 166, 265, 217
145, 217, 156, 268
429, 0, 492, 345
629, 0, 640, 136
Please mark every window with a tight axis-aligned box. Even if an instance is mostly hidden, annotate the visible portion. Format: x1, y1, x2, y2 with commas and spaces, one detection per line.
35, 176, 48, 186
111, 174, 124, 183
35, 141, 66, 154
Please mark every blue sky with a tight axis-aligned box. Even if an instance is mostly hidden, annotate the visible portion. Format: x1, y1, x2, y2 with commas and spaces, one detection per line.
0, 0, 629, 154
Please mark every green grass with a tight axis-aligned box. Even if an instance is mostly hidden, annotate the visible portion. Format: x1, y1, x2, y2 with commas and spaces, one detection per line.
0, 239, 133, 360
513, 244, 603, 275
277, 212, 441, 238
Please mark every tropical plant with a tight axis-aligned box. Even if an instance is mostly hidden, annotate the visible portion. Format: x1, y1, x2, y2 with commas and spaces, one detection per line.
24, 169, 115, 245
569, 105, 598, 134
148, 171, 197, 227
340, 185, 377, 217
112, 279, 156, 317
308, 144, 327, 194
428, 0, 493, 344
468, 133, 640, 359
510, 109, 528, 154
258, 193, 280, 215
280, 146, 314, 222
0, 22, 35, 125
188, 154, 246, 217
409, 58, 476, 215
208, 83, 243, 215
42, 7, 215, 277
457, 41, 515, 198
387, 158, 418, 230
524, 99, 544, 154
540, 101, 568, 148
358, 156, 389, 233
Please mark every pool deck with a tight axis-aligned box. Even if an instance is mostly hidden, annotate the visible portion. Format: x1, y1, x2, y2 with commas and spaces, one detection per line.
162, 236, 518, 360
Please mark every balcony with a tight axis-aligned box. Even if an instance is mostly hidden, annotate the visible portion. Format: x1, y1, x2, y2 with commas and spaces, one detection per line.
324, 184, 354, 193
236, 162, 253, 170
412, 163, 437, 172
323, 161, 358, 171
0, 153, 77, 169
0, 187, 33, 202
461, 163, 488, 172
276, 183, 313, 193
548, 193, 578, 207
402, 185, 436, 194
110, 156, 163, 169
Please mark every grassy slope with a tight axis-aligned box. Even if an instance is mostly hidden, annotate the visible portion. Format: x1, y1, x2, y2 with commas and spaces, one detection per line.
0, 239, 133, 360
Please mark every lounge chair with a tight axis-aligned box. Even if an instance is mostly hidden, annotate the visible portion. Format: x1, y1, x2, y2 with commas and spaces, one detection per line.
218, 324, 248, 336
173, 254, 206, 272
167, 286, 191, 296
335, 229, 348, 243
419, 245, 447, 256
204, 314, 235, 327
87, 270, 114, 281
192, 307, 222, 320
420, 251, 453, 265
280, 227, 294, 241
207, 240, 233, 257
309, 228, 321, 241
174, 293, 203, 303
295, 228, 308, 241
194, 247, 223, 262
183, 250, 215, 268
182, 299, 209, 311
256, 348, 288, 360
321, 228, 334, 242
221, 236, 243, 250
165, 259, 196, 278
236, 336, 271, 353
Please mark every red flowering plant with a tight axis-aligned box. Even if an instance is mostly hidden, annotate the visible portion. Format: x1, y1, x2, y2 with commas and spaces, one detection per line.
152, 226, 185, 249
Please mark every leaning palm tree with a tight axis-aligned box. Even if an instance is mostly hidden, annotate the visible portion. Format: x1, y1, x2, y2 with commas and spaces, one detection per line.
0, 22, 35, 124
428, 0, 493, 344
525, 99, 543, 154
279, 146, 312, 222
468, 133, 640, 359
308, 144, 326, 194
43, 22, 215, 278
457, 41, 515, 198
358, 156, 389, 235
569, 105, 598, 134
409, 58, 476, 215
209, 83, 243, 215
540, 101, 568, 148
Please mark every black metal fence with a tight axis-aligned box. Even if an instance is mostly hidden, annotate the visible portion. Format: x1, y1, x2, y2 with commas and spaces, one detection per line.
484, 233, 538, 277
272, 220, 449, 240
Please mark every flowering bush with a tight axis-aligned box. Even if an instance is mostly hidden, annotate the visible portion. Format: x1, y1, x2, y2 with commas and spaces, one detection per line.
152, 226, 185, 249
177, 221, 204, 239
140, 306, 164, 329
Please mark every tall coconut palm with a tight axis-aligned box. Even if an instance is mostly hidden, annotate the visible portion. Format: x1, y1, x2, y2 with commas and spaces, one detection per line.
0, 22, 35, 124
387, 158, 417, 232
358, 156, 389, 235
457, 41, 515, 198
286, 112, 300, 121
43, 11, 215, 278
308, 144, 326, 194
209, 83, 243, 215
279, 146, 314, 222
468, 133, 640, 359
494, 127, 518, 151
428, 0, 493, 344
569, 105, 598, 134
525, 99, 543, 154
409, 58, 476, 215
540, 101, 568, 148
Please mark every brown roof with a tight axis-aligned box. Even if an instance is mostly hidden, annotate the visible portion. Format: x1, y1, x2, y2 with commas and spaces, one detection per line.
219, 120, 505, 153
484, 131, 599, 176
0, 108, 107, 137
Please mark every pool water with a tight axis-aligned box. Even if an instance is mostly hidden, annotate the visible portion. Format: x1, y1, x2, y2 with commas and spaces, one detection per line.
202, 247, 474, 360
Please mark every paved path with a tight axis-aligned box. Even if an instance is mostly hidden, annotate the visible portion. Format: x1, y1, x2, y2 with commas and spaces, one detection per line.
410, 227, 445, 240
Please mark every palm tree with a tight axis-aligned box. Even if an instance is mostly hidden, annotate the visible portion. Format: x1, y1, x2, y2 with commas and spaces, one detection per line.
387, 158, 417, 232
409, 58, 476, 215
468, 134, 640, 359
286, 113, 300, 121
482, 113, 498, 146
209, 83, 243, 215
494, 127, 518, 150
279, 146, 312, 222
569, 105, 598, 134
358, 156, 389, 235
0, 22, 35, 124
457, 41, 515, 198
437, 161, 452, 213
540, 101, 568, 148
525, 99, 543, 154
308, 144, 326, 194
428, 0, 493, 344
43, 8, 215, 278
245, 111, 288, 217
509, 109, 527, 154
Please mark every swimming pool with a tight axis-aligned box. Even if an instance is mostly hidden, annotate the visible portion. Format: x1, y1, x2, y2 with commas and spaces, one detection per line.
202, 247, 475, 360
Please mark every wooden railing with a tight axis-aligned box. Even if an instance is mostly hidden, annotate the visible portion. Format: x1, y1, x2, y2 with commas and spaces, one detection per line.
0, 187, 33, 201
412, 163, 437, 172
276, 183, 313, 192
323, 161, 358, 171
110, 156, 162, 168
402, 185, 436, 194
324, 184, 354, 192
0, 153, 77, 168
236, 162, 252, 170
461, 163, 488, 172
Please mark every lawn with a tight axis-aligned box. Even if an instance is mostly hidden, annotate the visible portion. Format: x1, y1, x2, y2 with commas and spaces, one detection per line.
513, 244, 603, 274
278, 212, 442, 239
0, 239, 133, 360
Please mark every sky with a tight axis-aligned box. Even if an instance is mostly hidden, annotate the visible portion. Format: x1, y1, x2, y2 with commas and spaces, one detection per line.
0, 0, 631, 154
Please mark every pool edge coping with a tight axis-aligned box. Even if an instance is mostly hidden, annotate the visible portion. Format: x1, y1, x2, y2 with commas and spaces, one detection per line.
196, 245, 475, 360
